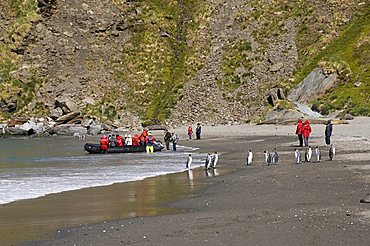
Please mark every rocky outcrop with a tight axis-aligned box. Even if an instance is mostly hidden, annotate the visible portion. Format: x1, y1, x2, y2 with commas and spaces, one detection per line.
265, 109, 304, 122
0, 117, 104, 137
288, 67, 339, 104
13, 0, 136, 124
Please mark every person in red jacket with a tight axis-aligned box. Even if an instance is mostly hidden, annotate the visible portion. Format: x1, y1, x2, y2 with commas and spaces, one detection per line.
132, 134, 140, 146
100, 135, 109, 153
116, 134, 124, 147
295, 119, 304, 147
302, 120, 312, 147
141, 128, 148, 138
187, 125, 193, 140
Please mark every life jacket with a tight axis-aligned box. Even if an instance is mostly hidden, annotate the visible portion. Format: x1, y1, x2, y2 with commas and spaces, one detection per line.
302, 122, 312, 138
116, 136, 123, 147
100, 138, 109, 150
140, 135, 146, 144
296, 120, 303, 134
141, 130, 148, 138
188, 127, 193, 134
146, 136, 154, 146
132, 134, 140, 146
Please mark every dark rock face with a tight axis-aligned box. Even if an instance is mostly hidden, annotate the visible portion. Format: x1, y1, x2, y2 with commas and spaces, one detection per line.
288, 67, 338, 104
267, 88, 286, 107
15, 0, 132, 122
1, 98, 17, 113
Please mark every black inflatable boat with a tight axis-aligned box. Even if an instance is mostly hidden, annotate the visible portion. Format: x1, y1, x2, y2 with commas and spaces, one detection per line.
84, 143, 164, 154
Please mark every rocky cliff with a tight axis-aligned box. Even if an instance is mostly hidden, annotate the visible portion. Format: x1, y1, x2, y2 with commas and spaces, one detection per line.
0, 0, 369, 127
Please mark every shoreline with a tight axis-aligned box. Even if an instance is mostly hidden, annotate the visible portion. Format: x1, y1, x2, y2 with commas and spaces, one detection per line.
1, 118, 369, 245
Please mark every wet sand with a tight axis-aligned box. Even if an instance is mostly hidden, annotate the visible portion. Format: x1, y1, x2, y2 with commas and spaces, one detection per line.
3, 118, 370, 245
1, 164, 232, 245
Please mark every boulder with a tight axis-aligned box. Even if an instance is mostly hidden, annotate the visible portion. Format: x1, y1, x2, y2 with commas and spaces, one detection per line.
101, 123, 113, 131
7, 117, 28, 127
19, 121, 44, 135
360, 194, 370, 203
341, 113, 354, 120
82, 118, 94, 127
5, 126, 28, 135
47, 124, 87, 136
288, 67, 338, 104
50, 107, 63, 120
0, 124, 7, 134
146, 125, 169, 131
55, 112, 81, 124
87, 125, 102, 135
55, 97, 79, 114
265, 108, 304, 121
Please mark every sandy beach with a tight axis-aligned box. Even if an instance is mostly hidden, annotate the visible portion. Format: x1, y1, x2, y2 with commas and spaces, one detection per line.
2, 118, 370, 245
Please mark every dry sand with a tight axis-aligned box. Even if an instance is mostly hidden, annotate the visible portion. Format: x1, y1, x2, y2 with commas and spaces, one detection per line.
19, 117, 370, 245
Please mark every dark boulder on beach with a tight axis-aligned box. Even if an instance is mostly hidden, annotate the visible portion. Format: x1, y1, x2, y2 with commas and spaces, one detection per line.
360, 194, 370, 203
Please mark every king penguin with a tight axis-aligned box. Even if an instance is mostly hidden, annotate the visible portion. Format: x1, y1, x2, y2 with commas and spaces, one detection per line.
305, 146, 312, 162
212, 152, 219, 168
315, 146, 321, 162
186, 154, 192, 169
247, 150, 253, 166
329, 144, 335, 160
264, 151, 271, 166
294, 149, 301, 164
205, 153, 212, 169
271, 149, 278, 165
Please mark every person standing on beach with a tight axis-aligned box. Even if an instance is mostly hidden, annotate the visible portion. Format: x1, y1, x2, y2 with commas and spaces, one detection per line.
172, 132, 179, 151
187, 125, 193, 139
164, 129, 172, 150
302, 120, 312, 147
295, 119, 303, 147
325, 120, 333, 145
196, 123, 202, 140
146, 132, 155, 153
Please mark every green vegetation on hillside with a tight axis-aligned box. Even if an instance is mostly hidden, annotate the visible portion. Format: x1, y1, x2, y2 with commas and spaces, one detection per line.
296, 10, 370, 116
115, 0, 211, 125
0, 0, 40, 119
221, 40, 252, 92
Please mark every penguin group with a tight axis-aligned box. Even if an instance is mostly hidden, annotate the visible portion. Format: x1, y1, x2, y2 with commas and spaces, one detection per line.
244, 144, 336, 166
263, 149, 278, 166
203, 152, 219, 170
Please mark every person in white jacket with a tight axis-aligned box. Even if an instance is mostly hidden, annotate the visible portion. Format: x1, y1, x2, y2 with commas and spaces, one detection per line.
125, 134, 132, 146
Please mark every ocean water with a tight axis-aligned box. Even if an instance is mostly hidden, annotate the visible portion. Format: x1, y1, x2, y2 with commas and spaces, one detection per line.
0, 137, 203, 205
